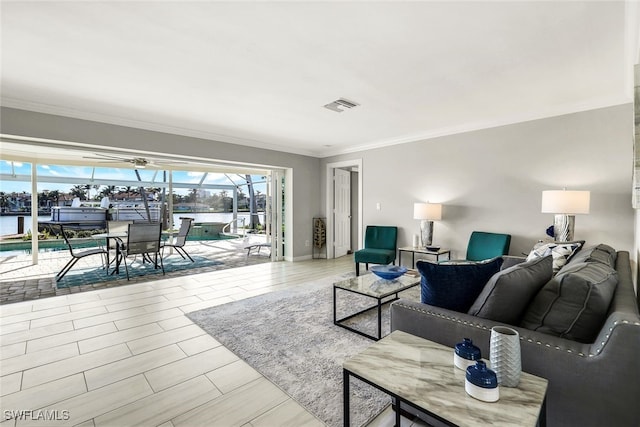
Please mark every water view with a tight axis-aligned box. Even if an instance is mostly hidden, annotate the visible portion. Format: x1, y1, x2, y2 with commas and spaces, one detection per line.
0, 212, 266, 236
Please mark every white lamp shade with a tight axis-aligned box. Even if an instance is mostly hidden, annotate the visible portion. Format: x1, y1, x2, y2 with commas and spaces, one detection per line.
541, 190, 590, 214
413, 202, 442, 220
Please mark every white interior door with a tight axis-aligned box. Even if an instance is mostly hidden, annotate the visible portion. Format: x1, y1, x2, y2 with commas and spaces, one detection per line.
333, 168, 351, 258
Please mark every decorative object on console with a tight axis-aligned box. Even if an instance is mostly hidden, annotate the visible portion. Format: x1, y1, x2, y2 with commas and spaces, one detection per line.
465, 361, 499, 402
312, 217, 327, 259
490, 326, 521, 387
370, 265, 407, 281
541, 189, 590, 241
454, 338, 481, 370
413, 202, 442, 248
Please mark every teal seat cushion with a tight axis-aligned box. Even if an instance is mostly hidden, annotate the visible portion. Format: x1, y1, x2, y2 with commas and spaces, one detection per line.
466, 231, 511, 261
354, 248, 395, 265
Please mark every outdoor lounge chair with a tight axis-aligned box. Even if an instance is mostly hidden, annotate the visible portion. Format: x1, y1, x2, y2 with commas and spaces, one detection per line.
122, 222, 164, 280
56, 225, 108, 282
161, 217, 194, 262
245, 242, 271, 258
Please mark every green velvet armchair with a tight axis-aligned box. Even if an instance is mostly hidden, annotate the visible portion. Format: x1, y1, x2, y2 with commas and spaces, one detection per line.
465, 231, 511, 261
354, 225, 398, 276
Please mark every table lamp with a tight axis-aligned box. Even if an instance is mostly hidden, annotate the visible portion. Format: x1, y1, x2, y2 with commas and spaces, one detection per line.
413, 202, 442, 248
541, 189, 590, 241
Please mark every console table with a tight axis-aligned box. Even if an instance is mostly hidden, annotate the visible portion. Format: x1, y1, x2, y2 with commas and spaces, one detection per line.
398, 246, 450, 268
343, 330, 548, 427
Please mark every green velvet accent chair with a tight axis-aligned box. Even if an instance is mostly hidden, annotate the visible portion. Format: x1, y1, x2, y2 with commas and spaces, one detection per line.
354, 225, 398, 276
466, 231, 511, 261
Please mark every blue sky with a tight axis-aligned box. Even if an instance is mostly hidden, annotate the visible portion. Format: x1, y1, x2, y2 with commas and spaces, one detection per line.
0, 161, 267, 196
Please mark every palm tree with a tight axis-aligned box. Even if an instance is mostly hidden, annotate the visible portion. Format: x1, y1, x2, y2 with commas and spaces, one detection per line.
99, 185, 116, 199
48, 190, 61, 206
69, 185, 86, 200
0, 192, 9, 212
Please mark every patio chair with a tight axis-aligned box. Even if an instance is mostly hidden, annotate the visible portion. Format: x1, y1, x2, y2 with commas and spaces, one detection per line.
353, 225, 398, 276
121, 222, 164, 280
106, 220, 132, 265
161, 217, 194, 262
55, 225, 108, 282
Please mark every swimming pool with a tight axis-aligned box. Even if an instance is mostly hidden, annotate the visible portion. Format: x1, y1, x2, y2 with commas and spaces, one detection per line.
0, 233, 238, 257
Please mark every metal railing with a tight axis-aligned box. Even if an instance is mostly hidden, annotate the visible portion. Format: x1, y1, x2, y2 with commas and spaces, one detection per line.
221, 217, 247, 238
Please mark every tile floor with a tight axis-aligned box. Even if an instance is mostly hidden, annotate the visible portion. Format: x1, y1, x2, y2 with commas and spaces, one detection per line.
1, 253, 426, 427
0, 236, 272, 304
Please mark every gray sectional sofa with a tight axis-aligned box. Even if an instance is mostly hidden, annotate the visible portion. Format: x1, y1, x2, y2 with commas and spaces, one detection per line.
390, 246, 640, 427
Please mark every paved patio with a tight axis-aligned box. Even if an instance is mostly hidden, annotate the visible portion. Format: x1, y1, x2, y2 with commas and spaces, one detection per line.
0, 235, 272, 305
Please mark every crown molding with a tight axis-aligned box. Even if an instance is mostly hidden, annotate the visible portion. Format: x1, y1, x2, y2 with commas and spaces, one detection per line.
2, 95, 631, 160
319, 96, 632, 158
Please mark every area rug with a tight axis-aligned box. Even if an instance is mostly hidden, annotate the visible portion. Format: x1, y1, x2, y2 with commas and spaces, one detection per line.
56, 254, 223, 288
187, 274, 420, 427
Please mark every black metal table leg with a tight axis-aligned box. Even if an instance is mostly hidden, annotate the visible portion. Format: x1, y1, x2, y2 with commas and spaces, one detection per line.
333, 286, 337, 324
377, 298, 382, 339
343, 369, 350, 427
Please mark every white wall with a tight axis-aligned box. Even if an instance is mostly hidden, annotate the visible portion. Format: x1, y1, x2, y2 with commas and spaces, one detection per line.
0, 107, 322, 260
322, 104, 635, 267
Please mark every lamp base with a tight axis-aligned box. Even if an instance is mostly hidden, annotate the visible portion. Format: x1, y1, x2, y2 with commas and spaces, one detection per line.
553, 214, 575, 242
420, 220, 434, 248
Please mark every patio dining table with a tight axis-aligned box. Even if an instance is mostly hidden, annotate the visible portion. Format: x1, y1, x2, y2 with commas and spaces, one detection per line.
92, 230, 173, 275
92, 231, 127, 275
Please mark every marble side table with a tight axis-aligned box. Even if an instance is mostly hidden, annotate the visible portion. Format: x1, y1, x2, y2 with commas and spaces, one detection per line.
343, 330, 548, 427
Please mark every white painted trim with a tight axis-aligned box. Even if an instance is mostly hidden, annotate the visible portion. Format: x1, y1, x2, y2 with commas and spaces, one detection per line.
4, 97, 630, 160
319, 98, 631, 158
325, 159, 363, 260
284, 168, 294, 261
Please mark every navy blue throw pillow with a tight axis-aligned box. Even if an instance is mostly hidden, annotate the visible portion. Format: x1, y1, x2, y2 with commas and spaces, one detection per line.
417, 258, 504, 312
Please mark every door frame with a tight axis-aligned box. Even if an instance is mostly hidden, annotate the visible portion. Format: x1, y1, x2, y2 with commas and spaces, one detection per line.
326, 159, 363, 259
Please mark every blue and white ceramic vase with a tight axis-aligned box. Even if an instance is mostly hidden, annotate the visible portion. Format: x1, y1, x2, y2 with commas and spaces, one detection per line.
490, 326, 521, 387
454, 338, 481, 370
465, 360, 499, 402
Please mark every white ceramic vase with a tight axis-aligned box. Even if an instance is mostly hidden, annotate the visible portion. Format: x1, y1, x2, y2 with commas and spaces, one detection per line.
490, 326, 521, 387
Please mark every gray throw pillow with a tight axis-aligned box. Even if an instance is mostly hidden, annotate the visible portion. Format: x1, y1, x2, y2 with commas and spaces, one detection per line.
567, 243, 617, 269
520, 261, 618, 343
468, 255, 553, 325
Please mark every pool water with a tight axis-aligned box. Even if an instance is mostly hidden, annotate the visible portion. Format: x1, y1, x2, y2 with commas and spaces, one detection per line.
0, 234, 237, 257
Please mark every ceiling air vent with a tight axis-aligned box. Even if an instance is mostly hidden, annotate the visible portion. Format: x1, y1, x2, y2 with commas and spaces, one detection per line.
323, 98, 360, 113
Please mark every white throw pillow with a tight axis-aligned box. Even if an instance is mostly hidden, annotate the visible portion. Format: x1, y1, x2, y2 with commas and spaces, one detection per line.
526, 241, 583, 274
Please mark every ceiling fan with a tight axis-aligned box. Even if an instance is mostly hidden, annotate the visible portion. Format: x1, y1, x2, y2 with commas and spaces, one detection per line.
82, 153, 187, 169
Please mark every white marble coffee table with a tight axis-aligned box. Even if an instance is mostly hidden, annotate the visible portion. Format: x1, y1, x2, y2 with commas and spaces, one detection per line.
343, 330, 548, 427
333, 274, 420, 340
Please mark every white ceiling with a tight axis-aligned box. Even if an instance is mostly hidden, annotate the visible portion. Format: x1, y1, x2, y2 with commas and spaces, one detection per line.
1, 1, 638, 158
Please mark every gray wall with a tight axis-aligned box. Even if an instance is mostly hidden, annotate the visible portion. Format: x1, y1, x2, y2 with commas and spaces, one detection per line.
0, 107, 321, 260
322, 104, 635, 265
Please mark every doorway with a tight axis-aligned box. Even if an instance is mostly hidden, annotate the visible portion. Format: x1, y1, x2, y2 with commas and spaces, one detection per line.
325, 159, 362, 259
